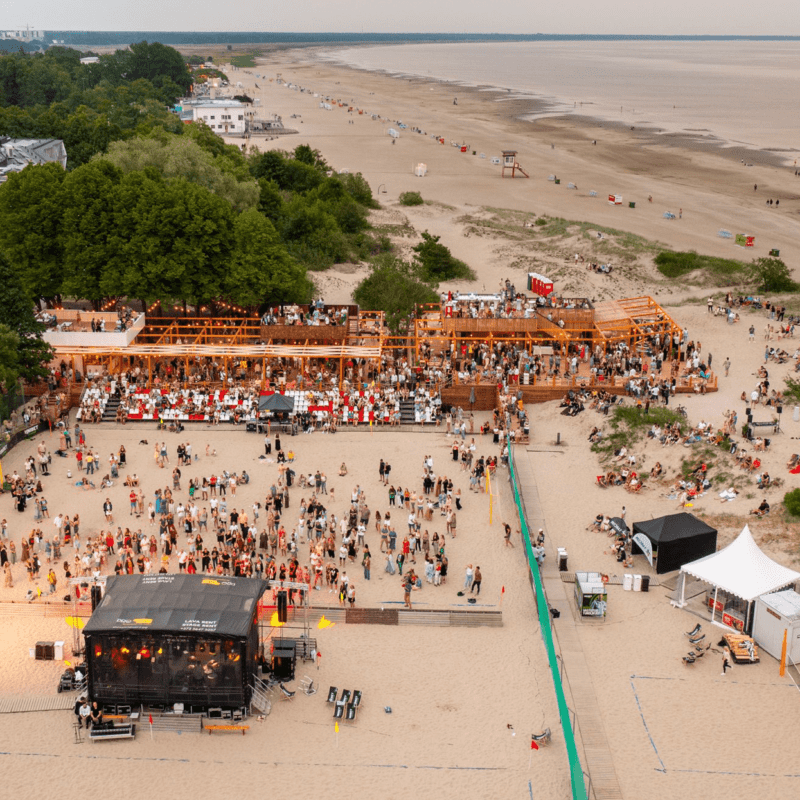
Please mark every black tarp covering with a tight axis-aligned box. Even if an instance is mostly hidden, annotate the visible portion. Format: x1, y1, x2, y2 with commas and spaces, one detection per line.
84, 574, 268, 638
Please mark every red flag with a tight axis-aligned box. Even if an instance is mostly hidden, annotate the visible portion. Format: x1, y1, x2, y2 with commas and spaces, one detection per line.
501, 586, 505, 594
149, 714, 153, 725
530, 740, 539, 750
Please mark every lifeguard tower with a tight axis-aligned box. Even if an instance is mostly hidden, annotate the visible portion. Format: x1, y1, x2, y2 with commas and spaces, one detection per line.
501, 150, 529, 178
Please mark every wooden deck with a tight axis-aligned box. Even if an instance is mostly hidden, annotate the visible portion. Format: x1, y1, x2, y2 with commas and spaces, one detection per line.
0, 694, 77, 713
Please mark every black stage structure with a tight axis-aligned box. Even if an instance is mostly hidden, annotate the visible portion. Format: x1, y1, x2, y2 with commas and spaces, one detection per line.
83, 574, 268, 711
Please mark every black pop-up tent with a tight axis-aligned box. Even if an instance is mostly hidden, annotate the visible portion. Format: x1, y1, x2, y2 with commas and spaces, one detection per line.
84, 574, 268, 711
258, 394, 295, 413
631, 512, 717, 574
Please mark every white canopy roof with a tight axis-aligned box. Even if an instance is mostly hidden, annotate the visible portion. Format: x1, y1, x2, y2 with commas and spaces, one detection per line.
680, 525, 800, 602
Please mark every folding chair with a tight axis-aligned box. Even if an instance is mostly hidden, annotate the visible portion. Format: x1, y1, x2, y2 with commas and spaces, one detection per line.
279, 684, 296, 701
345, 703, 357, 722
300, 676, 317, 696
531, 728, 551, 747
326, 686, 338, 704
351, 690, 362, 708
333, 703, 344, 720
340, 689, 352, 705
685, 623, 701, 638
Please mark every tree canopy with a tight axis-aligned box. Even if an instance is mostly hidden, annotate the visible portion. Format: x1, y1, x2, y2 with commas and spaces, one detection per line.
0, 252, 53, 382
353, 256, 439, 333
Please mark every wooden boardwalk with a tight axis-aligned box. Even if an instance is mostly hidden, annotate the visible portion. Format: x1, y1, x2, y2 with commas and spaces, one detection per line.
514, 451, 624, 800
0, 694, 77, 714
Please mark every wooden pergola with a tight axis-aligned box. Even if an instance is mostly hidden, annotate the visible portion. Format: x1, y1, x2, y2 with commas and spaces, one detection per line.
47, 298, 686, 396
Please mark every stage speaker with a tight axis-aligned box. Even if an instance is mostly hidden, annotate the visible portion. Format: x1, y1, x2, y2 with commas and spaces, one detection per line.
746, 408, 753, 419
90, 585, 102, 611
246, 422, 257, 432
277, 591, 288, 623
777, 406, 783, 415
272, 648, 295, 682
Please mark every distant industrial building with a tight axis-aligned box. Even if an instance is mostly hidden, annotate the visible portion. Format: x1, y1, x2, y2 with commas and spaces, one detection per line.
0, 27, 44, 42
0, 138, 67, 183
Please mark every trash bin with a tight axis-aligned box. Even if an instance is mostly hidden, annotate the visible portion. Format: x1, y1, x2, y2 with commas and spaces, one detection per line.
557, 548, 568, 572
633, 574, 642, 592
770, 249, 780, 257
629, 201, 635, 208
623, 574, 633, 591
554, 178, 561, 184
641, 575, 650, 593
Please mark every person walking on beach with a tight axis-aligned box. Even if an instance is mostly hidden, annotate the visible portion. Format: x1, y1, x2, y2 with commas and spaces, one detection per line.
721, 647, 732, 676
749, 324, 755, 342
403, 575, 413, 609
723, 357, 731, 377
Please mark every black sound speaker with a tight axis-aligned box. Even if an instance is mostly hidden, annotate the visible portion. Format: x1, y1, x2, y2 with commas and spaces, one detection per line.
746, 408, 753, 419
90, 585, 102, 612
777, 406, 783, 415
272, 649, 295, 682
246, 422, 257, 432
277, 591, 288, 623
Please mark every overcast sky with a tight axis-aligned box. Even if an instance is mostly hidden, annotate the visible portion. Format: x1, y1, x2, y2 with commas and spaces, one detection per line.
4, 0, 798, 36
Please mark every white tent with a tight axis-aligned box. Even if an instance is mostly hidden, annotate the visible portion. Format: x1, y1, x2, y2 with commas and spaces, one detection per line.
672, 525, 800, 632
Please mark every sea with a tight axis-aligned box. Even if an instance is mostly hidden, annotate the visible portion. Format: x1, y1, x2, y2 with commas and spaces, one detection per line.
319, 41, 800, 158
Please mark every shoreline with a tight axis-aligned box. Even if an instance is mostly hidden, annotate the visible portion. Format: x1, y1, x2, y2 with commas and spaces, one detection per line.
313, 46, 797, 169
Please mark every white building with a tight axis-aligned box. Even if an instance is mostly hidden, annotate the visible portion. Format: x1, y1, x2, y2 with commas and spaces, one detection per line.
187, 100, 252, 135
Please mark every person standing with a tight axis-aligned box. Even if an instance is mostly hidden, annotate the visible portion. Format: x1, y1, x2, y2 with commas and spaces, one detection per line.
47, 568, 57, 594
471, 566, 482, 594
403, 575, 413, 609
464, 563, 474, 589
503, 523, 514, 547
723, 357, 731, 377
363, 551, 371, 580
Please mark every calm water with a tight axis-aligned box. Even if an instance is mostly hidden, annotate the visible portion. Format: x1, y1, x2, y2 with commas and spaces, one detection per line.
321, 42, 800, 156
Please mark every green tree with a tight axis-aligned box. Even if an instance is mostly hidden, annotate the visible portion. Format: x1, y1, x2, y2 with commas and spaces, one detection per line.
60, 160, 124, 304
98, 134, 259, 212
340, 172, 379, 208
412, 231, 474, 282
748, 257, 797, 293
0, 323, 21, 399
0, 253, 53, 382
227, 209, 312, 306
0, 162, 66, 301
353, 256, 438, 333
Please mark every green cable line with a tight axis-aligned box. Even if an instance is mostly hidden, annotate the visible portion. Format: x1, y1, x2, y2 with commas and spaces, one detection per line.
507, 443, 588, 800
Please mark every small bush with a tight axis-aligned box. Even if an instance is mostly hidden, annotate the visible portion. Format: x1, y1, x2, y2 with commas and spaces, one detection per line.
655, 251, 747, 281
399, 191, 424, 206
534, 217, 547, 226
784, 488, 800, 517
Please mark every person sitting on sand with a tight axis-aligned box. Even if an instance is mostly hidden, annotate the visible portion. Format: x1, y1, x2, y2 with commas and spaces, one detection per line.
650, 462, 663, 479
750, 499, 770, 517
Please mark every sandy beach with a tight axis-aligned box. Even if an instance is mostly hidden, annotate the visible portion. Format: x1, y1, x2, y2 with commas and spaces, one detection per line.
1, 44, 800, 800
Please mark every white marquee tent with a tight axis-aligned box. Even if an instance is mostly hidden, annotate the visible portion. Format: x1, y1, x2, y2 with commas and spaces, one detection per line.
672, 525, 800, 633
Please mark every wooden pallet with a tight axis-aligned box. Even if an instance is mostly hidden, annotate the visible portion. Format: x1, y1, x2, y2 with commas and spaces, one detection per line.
724, 633, 759, 664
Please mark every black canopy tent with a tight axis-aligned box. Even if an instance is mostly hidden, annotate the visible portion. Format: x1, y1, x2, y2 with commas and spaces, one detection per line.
258, 394, 295, 413
631, 513, 717, 574
83, 574, 268, 711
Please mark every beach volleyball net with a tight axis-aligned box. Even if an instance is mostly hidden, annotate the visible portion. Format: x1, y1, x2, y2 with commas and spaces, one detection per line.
507, 440, 588, 800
